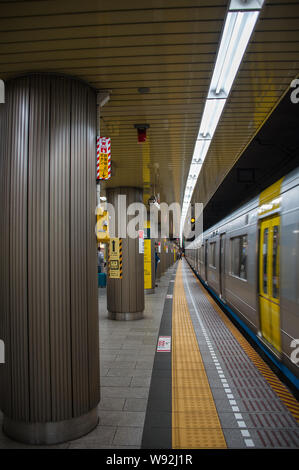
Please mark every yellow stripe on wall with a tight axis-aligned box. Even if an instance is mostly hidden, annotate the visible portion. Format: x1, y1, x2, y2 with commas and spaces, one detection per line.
258, 177, 284, 216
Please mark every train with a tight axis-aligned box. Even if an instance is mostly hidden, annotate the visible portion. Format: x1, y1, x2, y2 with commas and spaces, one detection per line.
185, 167, 299, 390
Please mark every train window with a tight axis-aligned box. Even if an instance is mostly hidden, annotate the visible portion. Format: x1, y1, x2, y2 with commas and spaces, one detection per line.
231, 237, 240, 276
263, 228, 268, 294
230, 235, 248, 280
210, 242, 216, 267
200, 245, 204, 264
240, 236, 248, 279
272, 225, 279, 299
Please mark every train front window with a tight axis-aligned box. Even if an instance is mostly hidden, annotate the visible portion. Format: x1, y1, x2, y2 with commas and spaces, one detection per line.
263, 228, 268, 294
272, 225, 279, 299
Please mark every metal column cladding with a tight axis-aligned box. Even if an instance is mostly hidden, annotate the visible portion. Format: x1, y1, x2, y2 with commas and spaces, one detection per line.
0, 74, 100, 442
106, 187, 145, 319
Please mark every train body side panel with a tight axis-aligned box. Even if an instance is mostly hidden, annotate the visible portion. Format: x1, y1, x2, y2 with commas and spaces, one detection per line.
280, 176, 299, 377
185, 167, 299, 382
223, 210, 258, 334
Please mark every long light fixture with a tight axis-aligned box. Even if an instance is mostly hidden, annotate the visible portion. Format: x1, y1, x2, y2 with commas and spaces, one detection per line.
198, 99, 226, 139
208, 10, 259, 99
180, 0, 264, 243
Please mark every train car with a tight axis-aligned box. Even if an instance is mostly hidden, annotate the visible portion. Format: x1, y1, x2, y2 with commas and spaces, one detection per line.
185, 167, 299, 389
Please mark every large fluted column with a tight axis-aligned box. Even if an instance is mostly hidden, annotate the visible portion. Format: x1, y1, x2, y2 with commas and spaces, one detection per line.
0, 74, 100, 444
106, 187, 144, 320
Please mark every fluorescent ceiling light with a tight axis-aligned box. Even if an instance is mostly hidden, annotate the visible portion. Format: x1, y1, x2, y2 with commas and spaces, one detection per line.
198, 98, 226, 139
208, 11, 259, 98
229, 0, 264, 10
180, 0, 264, 243
192, 138, 212, 162
198, 98, 224, 138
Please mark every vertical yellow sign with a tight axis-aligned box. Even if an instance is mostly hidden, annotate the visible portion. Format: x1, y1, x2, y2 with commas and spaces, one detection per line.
99, 153, 109, 179
144, 239, 152, 289
109, 238, 122, 279
144, 221, 152, 290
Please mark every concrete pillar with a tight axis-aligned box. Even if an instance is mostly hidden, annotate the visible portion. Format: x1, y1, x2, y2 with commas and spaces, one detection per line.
0, 75, 100, 444
106, 187, 144, 320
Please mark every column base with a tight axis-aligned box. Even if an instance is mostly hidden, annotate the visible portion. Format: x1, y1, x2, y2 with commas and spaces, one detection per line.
108, 311, 144, 321
2, 406, 99, 445
145, 288, 155, 295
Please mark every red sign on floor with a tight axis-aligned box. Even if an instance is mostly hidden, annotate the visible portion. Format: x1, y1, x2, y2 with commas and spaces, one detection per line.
157, 336, 171, 352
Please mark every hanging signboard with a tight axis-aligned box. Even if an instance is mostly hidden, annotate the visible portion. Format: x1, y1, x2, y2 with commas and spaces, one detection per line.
109, 238, 122, 279
97, 137, 111, 180
144, 240, 152, 289
144, 222, 152, 290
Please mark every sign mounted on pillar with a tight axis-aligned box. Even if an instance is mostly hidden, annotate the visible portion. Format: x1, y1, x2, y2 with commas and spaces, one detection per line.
138, 230, 144, 254
96, 206, 110, 243
144, 222, 152, 290
97, 137, 111, 180
109, 238, 122, 279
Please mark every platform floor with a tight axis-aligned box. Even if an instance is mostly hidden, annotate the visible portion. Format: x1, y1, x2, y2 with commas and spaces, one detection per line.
0, 266, 176, 449
0, 260, 298, 449
142, 259, 299, 449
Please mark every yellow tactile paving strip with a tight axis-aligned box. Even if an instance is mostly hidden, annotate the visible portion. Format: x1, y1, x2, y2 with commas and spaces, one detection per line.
191, 268, 299, 423
172, 262, 227, 449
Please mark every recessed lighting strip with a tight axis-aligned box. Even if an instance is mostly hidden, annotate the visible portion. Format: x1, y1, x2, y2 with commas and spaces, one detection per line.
180, 0, 264, 242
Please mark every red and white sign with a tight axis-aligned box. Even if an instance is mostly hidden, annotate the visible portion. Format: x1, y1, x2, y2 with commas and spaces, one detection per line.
157, 336, 171, 352
139, 229, 144, 254
97, 137, 111, 180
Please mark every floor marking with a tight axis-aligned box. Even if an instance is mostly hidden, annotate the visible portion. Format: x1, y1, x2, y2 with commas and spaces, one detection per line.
157, 336, 171, 352
245, 439, 255, 447
172, 263, 226, 449
183, 265, 255, 448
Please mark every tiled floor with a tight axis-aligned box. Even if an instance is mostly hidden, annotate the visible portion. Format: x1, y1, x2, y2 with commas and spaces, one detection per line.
182, 261, 299, 449
0, 267, 175, 449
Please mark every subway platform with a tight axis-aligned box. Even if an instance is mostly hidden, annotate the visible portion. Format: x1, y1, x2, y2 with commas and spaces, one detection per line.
0, 260, 298, 449
143, 259, 299, 449
0, 266, 176, 449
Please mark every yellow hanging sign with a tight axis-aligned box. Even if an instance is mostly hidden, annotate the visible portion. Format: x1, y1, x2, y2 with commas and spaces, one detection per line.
96, 206, 110, 243
144, 221, 152, 290
144, 239, 152, 289
97, 137, 111, 180
109, 238, 122, 279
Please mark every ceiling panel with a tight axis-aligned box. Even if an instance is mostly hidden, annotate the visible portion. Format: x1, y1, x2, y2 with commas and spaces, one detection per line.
0, 0, 298, 213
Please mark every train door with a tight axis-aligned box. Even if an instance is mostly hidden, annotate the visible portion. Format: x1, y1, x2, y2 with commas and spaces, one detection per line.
219, 233, 225, 297
204, 240, 208, 281
259, 215, 281, 352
